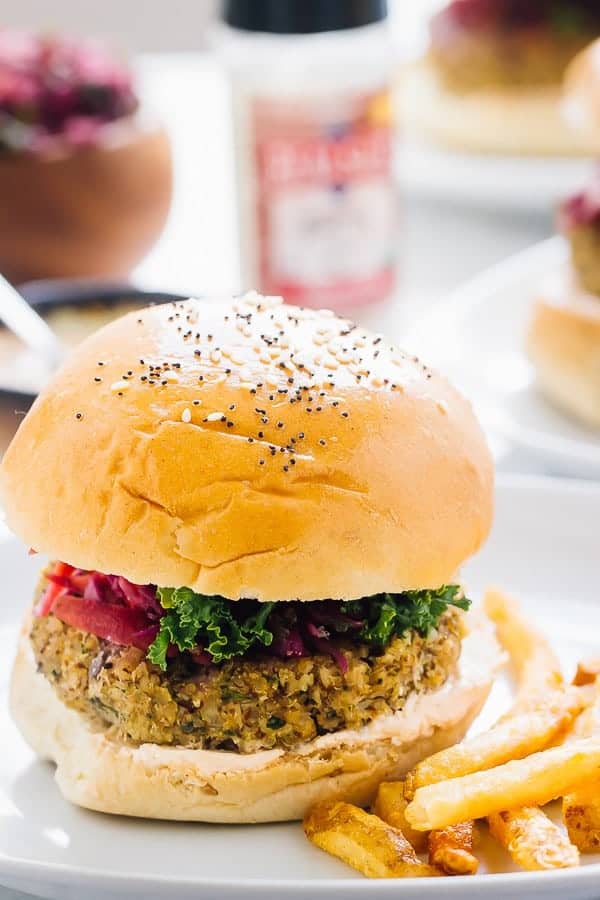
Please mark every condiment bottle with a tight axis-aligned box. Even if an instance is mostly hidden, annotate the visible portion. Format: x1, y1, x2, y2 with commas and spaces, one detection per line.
217, 0, 395, 310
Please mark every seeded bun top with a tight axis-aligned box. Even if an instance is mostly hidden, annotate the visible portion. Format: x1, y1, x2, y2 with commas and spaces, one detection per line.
0, 294, 493, 601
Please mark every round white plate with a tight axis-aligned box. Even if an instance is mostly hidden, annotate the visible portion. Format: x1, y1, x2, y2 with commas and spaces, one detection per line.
406, 237, 600, 478
397, 139, 593, 213
1, 475, 600, 899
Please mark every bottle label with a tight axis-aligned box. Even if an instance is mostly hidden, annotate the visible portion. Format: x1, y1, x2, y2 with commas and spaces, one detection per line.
253, 88, 395, 308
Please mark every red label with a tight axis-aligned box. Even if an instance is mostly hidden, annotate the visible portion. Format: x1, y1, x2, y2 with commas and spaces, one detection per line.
252, 89, 396, 310
258, 128, 392, 189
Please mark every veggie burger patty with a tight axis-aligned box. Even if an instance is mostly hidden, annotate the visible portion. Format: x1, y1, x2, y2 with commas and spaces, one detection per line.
31, 564, 466, 753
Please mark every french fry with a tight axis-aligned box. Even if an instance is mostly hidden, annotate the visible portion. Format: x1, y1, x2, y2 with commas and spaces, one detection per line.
428, 822, 478, 875
484, 588, 563, 711
563, 688, 600, 851
405, 737, 600, 831
303, 801, 441, 878
573, 658, 600, 687
488, 808, 579, 870
563, 782, 600, 853
407, 690, 586, 793
372, 781, 428, 853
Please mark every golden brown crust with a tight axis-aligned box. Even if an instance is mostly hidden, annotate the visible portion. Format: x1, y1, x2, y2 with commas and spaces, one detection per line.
527, 270, 600, 429
0, 295, 493, 600
400, 62, 597, 156
10, 613, 501, 822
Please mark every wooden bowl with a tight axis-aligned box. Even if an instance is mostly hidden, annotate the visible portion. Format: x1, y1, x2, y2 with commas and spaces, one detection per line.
0, 123, 172, 283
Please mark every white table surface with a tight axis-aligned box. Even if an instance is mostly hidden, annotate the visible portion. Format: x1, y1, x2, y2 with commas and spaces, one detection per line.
0, 52, 558, 900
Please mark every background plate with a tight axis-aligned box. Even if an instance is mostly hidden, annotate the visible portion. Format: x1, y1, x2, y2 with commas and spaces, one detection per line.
397, 140, 593, 213
1, 476, 600, 899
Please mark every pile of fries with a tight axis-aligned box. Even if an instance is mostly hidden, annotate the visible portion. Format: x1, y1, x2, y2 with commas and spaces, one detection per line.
304, 588, 600, 879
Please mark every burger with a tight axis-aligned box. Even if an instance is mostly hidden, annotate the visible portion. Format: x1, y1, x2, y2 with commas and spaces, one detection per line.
527, 39, 600, 429
401, 0, 600, 155
527, 171, 600, 429
1, 293, 499, 823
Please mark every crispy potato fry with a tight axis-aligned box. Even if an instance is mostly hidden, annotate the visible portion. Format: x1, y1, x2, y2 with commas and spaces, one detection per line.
405, 737, 600, 831
407, 689, 586, 793
303, 801, 441, 878
573, 658, 600, 687
372, 781, 428, 853
484, 588, 563, 710
563, 781, 600, 853
488, 807, 579, 870
428, 822, 478, 875
563, 688, 600, 851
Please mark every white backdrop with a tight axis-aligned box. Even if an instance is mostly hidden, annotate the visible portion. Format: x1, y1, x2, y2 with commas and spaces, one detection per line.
0, 0, 219, 50
0, 0, 442, 51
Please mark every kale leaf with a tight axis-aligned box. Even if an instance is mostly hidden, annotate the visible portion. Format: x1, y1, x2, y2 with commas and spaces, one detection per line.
147, 587, 274, 669
358, 586, 470, 647
146, 584, 469, 670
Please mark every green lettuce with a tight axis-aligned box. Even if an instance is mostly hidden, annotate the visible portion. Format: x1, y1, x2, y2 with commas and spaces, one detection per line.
353, 585, 470, 647
147, 584, 469, 671
147, 588, 274, 669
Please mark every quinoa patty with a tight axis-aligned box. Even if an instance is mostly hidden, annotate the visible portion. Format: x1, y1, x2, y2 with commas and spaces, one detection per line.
30, 609, 464, 753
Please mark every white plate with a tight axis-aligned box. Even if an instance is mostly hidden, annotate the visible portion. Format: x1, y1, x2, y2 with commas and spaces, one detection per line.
406, 237, 600, 478
397, 139, 593, 213
1, 475, 600, 900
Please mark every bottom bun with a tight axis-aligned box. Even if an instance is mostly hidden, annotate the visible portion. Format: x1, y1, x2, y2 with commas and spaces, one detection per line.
400, 63, 595, 156
527, 271, 600, 429
10, 612, 502, 823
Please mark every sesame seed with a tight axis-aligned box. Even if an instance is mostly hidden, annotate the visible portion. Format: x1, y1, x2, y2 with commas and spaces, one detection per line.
259, 459, 265, 466
204, 412, 224, 422
193, 400, 201, 406
111, 380, 129, 392
181, 408, 192, 423
75, 412, 83, 420
94, 377, 102, 383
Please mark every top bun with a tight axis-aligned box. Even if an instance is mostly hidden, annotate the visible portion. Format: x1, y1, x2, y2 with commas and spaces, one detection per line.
563, 38, 600, 146
0, 294, 493, 601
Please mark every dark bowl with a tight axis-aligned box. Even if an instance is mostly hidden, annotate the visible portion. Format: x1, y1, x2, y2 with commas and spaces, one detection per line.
0, 278, 190, 402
